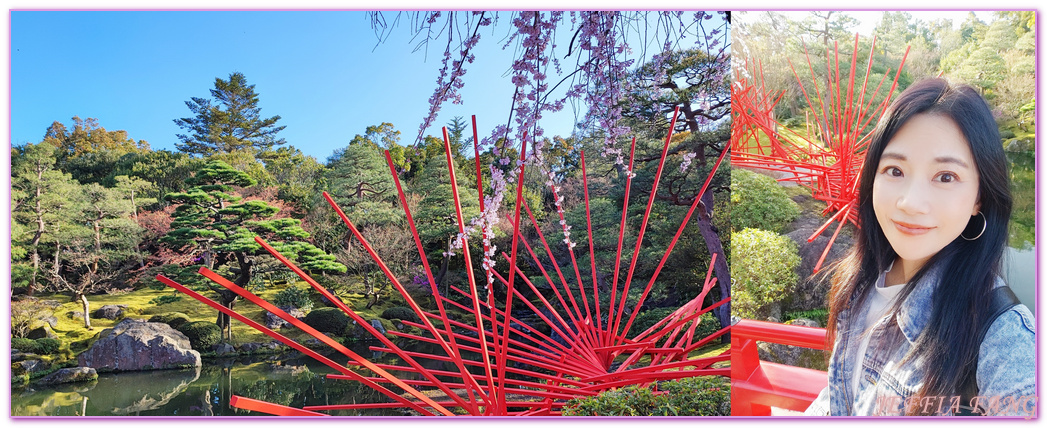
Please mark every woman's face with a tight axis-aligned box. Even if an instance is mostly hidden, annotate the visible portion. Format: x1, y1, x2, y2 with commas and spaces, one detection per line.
872, 113, 981, 272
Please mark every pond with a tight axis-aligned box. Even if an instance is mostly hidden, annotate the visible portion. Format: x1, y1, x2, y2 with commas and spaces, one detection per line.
11, 345, 411, 417
1005, 150, 1035, 313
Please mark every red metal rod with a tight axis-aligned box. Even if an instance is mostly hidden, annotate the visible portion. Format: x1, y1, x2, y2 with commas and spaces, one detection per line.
619, 142, 730, 339
608, 136, 638, 348
250, 236, 479, 413
381, 151, 486, 408
156, 274, 443, 416
612, 106, 680, 345
440, 127, 499, 408
579, 150, 602, 336
514, 202, 602, 357
495, 132, 529, 414
230, 396, 328, 416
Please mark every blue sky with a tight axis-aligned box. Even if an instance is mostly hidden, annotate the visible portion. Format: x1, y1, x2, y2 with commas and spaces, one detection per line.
10, 11, 728, 162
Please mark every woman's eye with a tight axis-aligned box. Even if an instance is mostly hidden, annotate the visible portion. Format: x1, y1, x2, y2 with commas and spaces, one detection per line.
881, 166, 902, 177
936, 172, 958, 183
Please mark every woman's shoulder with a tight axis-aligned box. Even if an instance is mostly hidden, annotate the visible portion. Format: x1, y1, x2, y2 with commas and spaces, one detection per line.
976, 302, 1035, 415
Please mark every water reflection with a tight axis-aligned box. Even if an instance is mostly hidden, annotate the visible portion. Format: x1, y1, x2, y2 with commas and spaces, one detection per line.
12, 341, 416, 416
1006, 151, 1034, 251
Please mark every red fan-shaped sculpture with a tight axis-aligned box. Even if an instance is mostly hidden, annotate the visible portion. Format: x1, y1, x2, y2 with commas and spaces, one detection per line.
158, 107, 730, 416
731, 34, 909, 271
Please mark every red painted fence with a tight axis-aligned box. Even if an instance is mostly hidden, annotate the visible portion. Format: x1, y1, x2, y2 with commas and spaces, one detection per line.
730, 319, 828, 416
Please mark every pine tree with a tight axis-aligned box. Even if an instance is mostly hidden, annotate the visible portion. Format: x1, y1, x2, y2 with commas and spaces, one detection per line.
161, 160, 344, 339
174, 72, 286, 156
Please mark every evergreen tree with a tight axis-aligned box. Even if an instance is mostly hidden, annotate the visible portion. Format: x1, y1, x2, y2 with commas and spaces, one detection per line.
174, 72, 286, 156
11, 143, 68, 295
48, 183, 143, 329
161, 160, 344, 339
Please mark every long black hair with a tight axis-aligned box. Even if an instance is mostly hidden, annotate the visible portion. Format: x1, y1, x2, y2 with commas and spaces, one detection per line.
824, 78, 1012, 414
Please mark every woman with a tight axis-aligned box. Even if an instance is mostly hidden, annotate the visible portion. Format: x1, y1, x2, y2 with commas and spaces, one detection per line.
804, 78, 1035, 416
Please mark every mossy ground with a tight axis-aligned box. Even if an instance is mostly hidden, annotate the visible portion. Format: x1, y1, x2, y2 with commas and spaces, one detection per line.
29, 278, 436, 363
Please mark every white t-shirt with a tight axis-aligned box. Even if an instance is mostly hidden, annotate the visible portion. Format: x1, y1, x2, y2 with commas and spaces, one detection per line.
850, 263, 905, 398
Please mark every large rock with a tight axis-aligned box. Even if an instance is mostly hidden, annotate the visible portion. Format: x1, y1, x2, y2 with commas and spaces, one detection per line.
12, 359, 49, 377
92, 304, 128, 320
370, 319, 387, 335
27, 324, 57, 339
782, 201, 856, 313
78, 318, 201, 372
212, 342, 236, 356
36, 367, 98, 385
265, 306, 305, 329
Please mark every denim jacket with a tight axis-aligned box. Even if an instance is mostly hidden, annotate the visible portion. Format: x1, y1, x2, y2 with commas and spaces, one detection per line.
805, 264, 1036, 416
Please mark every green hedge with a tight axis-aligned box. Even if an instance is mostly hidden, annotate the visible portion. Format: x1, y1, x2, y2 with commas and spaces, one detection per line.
148, 312, 191, 329
11, 337, 61, 355
730, 168, 800, 233
731, 228, 800, 319
303, 307, 349, 334
381, 306, 419, 323
563, 376, 730, 416
177, 321, 222, 351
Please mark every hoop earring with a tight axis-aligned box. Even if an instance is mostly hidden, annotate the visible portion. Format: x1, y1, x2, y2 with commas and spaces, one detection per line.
961, 211, 986, 241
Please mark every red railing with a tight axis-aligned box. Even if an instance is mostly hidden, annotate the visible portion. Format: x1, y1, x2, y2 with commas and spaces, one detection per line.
730, 319, 829, 416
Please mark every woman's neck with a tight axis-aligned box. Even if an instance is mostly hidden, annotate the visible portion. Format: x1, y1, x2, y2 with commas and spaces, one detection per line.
885, 256, 928, 286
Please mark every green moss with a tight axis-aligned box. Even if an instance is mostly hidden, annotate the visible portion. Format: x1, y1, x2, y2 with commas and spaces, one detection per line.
148, 312, 191, 329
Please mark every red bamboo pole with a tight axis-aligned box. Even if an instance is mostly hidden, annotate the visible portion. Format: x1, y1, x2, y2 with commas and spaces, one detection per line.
380, 151, 487, 407
611, 106, 680, 345
440, 127, 499, 411
607, 136, 638, 348
156, 274, 447, 416
580, 151, 602, 338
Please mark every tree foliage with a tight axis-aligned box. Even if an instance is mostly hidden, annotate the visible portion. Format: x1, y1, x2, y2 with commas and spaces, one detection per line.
161, 160, 344, 338
174, 72, 286, 156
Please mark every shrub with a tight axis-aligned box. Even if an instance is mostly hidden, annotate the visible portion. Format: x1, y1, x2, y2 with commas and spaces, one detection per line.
731, 228, 800, 320
381, 306, 419, 323
11, 338, 61, 355
34, 338, 61, 355
177, 321, 222, 351
148, 312, 191, 329
148, 294, 182, 306
11, 299, 54, 339
272, 285, 315, 312
303, 307, 349, 334
12, 338, 37, 354
784, 308, 830, 328
730, 168, 800, 233
562, 376, 730, 416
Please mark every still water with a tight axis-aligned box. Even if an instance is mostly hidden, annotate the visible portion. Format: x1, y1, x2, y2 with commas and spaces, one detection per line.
12, 348, 405, 417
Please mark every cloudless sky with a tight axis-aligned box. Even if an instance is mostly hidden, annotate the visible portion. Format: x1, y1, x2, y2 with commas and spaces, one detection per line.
3, 9, 1019, 163
11, 11, 729, 162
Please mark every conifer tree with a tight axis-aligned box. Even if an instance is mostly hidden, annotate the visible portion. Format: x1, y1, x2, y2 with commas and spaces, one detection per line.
162, 160, 344, 339
174, 72, 286, 156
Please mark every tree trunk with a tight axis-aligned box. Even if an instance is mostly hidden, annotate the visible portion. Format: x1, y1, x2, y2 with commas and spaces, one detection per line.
28, 179, 45, 296
679, 102, 707, 166
695, 191, 730, 343
78, 293, 92, 330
